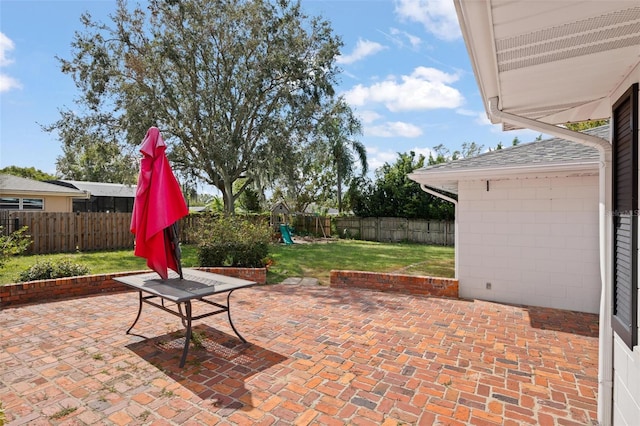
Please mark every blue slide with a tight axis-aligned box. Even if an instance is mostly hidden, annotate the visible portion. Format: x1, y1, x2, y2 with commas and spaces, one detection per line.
279, 224, 294, 245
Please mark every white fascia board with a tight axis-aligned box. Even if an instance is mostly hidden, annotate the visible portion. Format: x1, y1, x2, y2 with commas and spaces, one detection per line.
410, 161, 598, 186
1, 189, 91, 199
454, 0, 500, 122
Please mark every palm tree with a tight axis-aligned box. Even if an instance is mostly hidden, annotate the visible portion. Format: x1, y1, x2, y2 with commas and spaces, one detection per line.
320, 99, 368, 213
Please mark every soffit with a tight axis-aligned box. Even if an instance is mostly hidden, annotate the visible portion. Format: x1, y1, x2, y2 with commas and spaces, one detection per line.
455, 0, 640, 128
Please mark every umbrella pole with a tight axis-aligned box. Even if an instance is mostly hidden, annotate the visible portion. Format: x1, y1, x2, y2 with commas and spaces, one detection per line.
166, 222, 183, 279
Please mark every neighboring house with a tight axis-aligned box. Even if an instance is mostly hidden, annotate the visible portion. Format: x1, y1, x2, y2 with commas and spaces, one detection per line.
0, 174, 89, 212
410, 125, 606, 314
189, 205, 210, 213
445, 2, 639, 424
48, 180, 136, 213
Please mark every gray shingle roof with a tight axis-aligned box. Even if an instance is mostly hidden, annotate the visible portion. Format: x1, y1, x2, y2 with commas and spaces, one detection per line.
0, 174, 88, 196
416, 124, 606, 173
51, 180, 137, 198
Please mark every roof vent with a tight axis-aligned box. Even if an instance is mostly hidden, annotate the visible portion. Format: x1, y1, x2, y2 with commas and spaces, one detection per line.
496, 7, 640, 72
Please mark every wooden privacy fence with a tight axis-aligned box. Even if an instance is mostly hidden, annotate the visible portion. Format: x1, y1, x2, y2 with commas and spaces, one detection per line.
2, 211, 135, 254
1, 211, 334, 254
334, 216, 454, 245
0, 211, 447, 254
290, 214, 332, 237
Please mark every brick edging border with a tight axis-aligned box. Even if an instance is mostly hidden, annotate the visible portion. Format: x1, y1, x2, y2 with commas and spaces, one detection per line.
0, 267, 267, 308
330, 270, 458, 298
1, 268, 455, 308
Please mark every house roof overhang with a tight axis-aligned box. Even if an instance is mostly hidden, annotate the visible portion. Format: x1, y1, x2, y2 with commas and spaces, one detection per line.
454, 0, 640, 128
409, 161, 599, 195
0, 174, 90, 199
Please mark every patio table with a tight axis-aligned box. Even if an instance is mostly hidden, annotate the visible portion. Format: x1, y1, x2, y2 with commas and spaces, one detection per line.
114, 268, 256, 367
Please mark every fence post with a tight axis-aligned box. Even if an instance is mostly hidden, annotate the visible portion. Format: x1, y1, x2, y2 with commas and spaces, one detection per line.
405, 218, 409, 242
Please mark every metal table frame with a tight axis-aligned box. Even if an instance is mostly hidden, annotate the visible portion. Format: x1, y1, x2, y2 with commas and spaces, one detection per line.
115, 268, 256, 367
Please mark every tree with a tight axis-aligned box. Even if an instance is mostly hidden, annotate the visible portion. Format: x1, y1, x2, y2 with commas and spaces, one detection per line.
266, 97, 365, 214
235, 178, 263, 213
430, 141, 484, 163
317, 98, 366, 213
565, 119, 609, 132
0, 166, 56, 181
350, 151, 454, 220
456, 141, 484, 158
269, 145, 334, 214
428, 144, 449, 165
47, 0, 342, 213
47, 109, 138, 183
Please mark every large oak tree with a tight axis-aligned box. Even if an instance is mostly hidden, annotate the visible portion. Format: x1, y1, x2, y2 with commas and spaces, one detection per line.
46, 0, 343, 212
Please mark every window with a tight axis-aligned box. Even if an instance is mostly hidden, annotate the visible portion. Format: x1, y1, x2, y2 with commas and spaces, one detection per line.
0, 197, 19, 210
0, 197, 44, 210
22, 198, 44, 210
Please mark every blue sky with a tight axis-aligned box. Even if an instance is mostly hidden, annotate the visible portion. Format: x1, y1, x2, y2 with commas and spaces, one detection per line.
0, 0, 544, 181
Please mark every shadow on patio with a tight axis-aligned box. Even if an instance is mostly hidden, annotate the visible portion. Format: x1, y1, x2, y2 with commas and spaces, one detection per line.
0, 282, 599, 425
126, 325, 287, 413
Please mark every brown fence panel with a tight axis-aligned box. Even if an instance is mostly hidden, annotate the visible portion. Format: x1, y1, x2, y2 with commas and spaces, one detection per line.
406, 219, 454, 245
360, 217, 378, 241
378, 217, 408, 242
334, 217, 361, 239
407, 219, 429, 243
291, 215, 331, 237
333, 216, 454, 246
6, 212, 134, 254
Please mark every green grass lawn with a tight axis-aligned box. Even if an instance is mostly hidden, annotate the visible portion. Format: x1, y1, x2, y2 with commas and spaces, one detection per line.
0, 240, 454, 285
267, 240, 454, 284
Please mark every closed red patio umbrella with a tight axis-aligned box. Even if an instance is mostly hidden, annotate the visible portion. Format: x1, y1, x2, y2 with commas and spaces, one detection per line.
130, 127, 189, 279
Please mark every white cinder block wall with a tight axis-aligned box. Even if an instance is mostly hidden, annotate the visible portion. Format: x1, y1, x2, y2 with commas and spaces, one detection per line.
457, 174, 600, 313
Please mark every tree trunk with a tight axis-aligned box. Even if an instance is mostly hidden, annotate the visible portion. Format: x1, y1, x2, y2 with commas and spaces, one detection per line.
337, 168, 343, 213
222, 180, 235, 215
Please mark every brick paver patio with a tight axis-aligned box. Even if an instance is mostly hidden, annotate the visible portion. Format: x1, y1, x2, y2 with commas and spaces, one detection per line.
1, 280, 599, 425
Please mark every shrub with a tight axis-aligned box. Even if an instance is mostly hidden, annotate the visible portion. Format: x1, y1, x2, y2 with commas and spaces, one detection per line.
18, 258, 90, 282
0, 226, 31, 268
195, 215, 272, 268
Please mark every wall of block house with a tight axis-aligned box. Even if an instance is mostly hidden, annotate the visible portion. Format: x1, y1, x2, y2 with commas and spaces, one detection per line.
456, 174, 600, 314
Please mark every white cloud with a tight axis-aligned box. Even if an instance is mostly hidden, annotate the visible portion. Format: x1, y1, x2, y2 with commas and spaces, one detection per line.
357, 110, 383, 124
365, 121, 423, 138
455, 108, 477, 117
365, 145, 433, 173
395, 0, 462, 41
0, 75, 21, 92
455, 108, 493, 126
475, 113, 492, 126
366, 146, 399, 171
0, 32, 21, 93
389, 27, 422, 49
0, 33, 15, 67
343, 66, 463, 112
337, 38, 387, 65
